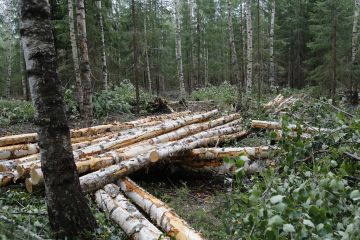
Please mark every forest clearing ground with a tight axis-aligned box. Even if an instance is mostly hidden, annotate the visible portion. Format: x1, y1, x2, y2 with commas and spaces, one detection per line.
0, 89, 359, 239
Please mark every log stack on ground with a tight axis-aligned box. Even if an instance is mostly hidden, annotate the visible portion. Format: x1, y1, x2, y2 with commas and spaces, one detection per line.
1, 109, 282, 240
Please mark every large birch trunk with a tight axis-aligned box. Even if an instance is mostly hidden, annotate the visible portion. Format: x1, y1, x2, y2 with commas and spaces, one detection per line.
174, 0, 186, 98
19, 0, 97, 236
68, 0, 83, 111
118, 178, 203, 240
245, 1, 253, 92
251, 120, 331, 133
269, 0, 276, 89
76, 0, 93, 123
189, 0, 196, 92
96, 184, 166, 240
96, 0, 108, 90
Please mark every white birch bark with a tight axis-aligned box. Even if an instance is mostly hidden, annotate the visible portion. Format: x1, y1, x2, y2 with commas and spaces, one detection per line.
269, 0, 276, 89
245, 1, 253, 92
96, 0, 108, 90
20, 41, 28, 100
96, 184, 166, 240
174, 0, 186, 98
118, 178, 203, 240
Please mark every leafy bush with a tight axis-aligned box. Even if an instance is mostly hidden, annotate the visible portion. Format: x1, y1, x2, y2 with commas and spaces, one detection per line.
191, 81, 236, 108
226, 100, 360, 239
0, 99, 35, 125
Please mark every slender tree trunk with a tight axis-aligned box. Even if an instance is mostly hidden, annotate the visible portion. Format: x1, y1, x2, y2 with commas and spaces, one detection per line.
96, 0, 108, 91
204, 48, 209, 86
256, 0, 261, 102
132, 0, 140, 112
331, 3, 337, 100
76, 0, 93, 124
19, 0, 97, 237
196, 0, 201, 87
239, 3, 245, 106
227, 0, 242, 107
269, 0, 276, 90
20, 41, 28, 100
174, 0, 186, 99
351, 0, 360, 104
5, 40, 12, 99
144, 16, 152, 93
246, 1, 253, 92
68, 0, 83, 113
189, 0, 195, 92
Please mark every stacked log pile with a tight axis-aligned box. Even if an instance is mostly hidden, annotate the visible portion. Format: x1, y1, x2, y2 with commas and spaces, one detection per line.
263, 94, 303, 114
1, 104, 290, 239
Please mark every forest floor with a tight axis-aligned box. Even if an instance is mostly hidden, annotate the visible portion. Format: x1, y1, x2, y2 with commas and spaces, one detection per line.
0, 87, 359, 239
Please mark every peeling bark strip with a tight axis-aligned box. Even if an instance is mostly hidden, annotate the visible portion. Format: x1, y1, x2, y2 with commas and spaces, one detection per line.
96, 184, 167, 240
19, 0, 97, 237
118, 178, 204, 240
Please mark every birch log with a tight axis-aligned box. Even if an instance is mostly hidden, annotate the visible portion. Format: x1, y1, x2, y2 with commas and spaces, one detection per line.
0, 171, 19, 187
174, 146, 276, 161
263, 94, 284, 110
118, 178, 203, 240
251, 120, 331, 133
269, 0, 276, 89
0, 110, 190, 147
96, 184, 166, 240
80, 131, 245, 193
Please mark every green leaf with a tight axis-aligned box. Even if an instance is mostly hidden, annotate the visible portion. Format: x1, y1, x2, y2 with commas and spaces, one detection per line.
303, 219, 315, 228
283, 224, 296, 233
270, 195, 285, 204
268, 215, 284, 226
350, 190, 360, 201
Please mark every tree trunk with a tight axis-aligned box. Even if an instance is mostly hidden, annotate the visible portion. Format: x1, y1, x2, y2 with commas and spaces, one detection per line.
5, 40, 12, 99
144, 16, 152, 93
95, 184, 166, 240
350, 0, 360, 104
20, 41, 29, 100
19, 0, 97, 237
118, 178, 203, 240
174, 0, 186, 99
204, 48, 209, 86
96, 0, 108, 91
132, 0, 140, 113
331, 3, 337, 100
269, 0, 276, 90
256, 0, 261, 102
227, 0, 242, 108
68, 0, 83, 113
189, 0, 195, 92
76, 0, 93, 123
245, 1, 253, 92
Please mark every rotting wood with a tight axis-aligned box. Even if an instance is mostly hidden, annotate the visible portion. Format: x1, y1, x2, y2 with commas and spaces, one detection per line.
118, 177, 203, 240
95, 184, 167, 240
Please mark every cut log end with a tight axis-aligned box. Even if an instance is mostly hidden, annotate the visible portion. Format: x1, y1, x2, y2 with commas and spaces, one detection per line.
149, 151, 160, 162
